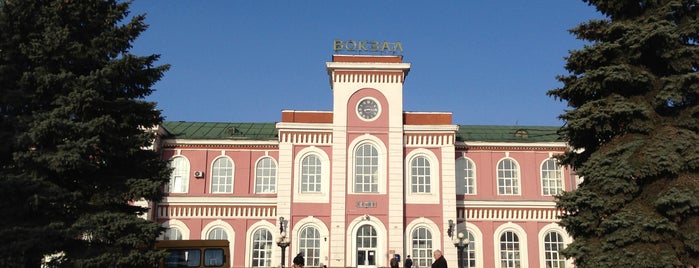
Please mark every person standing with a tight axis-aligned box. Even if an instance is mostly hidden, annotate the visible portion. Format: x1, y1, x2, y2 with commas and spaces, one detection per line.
390, 255, 399, 268
431, 249, 447, 268
293, 252, 305, 268
404, 255, 413, 268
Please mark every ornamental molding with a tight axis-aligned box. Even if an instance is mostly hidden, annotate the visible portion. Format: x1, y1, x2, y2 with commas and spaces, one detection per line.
279, 131, 333, 144
404, 133, 454, 146
331, 70, 405, 84
157, 204, 276, 219
458, 207, 562, 222
161, 139, 278, 149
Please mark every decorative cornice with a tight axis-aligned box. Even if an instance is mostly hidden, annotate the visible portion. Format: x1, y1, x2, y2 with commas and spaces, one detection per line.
404, 133, 454, 146
157, 205, 277, 219
331, 71, 405, 84
457, 207, 562, 222
279, 131, 333, 144
162, 143, 278, 150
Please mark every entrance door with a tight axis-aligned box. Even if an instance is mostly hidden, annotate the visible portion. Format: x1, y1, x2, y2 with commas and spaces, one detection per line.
356, 225, 377, 268
357, 249, 376, 267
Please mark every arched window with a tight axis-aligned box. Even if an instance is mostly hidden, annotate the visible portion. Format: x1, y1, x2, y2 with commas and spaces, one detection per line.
497, 159, 520, 195
356, 225, 378, 266
543, 231, 565, 268
499, 231, 520, 268
354, 143, 379, 193
211, 157, 233, 193
301, 154, 322, 193
255, 157, 277, 194
410, 156, 431, 193
411, 227, 433, 268
456, 157, 476, 195
168, 156, 189, 193
461, 231, 476, 268
299, 226, 321, 267
251, 229, 273, 267
207, 227, 227, 240
164, 228, 183, 240
541, 159, 563, 196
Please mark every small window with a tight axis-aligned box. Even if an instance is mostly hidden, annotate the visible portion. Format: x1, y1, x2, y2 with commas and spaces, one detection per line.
514, 129, 528, 138
410, 156, 431, 193
499, 231, 520, 268
497, 159, 520, 195
164, 228, 183, 240
456, 157, 476, 195
164, 249, 200, 267
544, 232, 566, 268
354, 143, 379, 193
301, 154, 322, 193
204, 248, 225, 267
255, 157, 277, 194
541, 159, 563, 196
207, 227, 227, 240
211, 157, 234, 193
168, 157, 189, 193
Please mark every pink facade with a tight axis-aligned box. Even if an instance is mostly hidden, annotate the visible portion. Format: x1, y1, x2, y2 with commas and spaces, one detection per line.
151, 55, 576, 268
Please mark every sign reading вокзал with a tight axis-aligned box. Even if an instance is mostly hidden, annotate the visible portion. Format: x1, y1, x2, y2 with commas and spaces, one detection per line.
334, 39, 403, 53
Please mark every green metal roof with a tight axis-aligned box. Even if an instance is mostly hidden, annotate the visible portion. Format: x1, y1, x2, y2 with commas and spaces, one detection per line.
161, 121, 278, 140
161, 121, 562, 143
455, 125, 562, 143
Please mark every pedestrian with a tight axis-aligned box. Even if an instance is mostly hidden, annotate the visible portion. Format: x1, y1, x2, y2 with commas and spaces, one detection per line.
431, 249, 447, 268
404, 255, 413, 268
390, 255, 399, 268
293, 252, 305, 268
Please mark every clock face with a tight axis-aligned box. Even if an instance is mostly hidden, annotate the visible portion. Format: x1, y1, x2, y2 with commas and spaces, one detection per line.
357, 98, 379, 120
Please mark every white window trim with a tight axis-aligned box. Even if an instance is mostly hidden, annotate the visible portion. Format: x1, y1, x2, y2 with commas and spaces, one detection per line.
210, 155, 235, 194
493, 222, 528, 268
159, 219, 190, 240
167, 155, 190, 193
346, 215, 388, 267
463, 224, 484, 268
496, 158, 522, 196
347, 135, 387, 194
254, 156, 278, 194
405, 218, 442, 268
291, 216, 330, 267
245, 221, 276, 268
405, 149, 440, 204
540, 158, 565, 196
294, 146, 330, 203
537, 223, 573, 268
456, 157, 477, 195
202, 220, 236, 264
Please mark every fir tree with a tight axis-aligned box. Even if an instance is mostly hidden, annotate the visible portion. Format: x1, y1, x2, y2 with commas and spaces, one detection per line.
548, 0, 699, 267
0, 0, 170, 266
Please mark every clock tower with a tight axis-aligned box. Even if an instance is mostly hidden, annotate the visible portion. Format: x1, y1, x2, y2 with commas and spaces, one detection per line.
326, 55, 411, 266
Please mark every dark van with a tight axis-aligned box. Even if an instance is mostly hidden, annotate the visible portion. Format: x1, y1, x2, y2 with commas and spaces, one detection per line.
155, 240, 230, 268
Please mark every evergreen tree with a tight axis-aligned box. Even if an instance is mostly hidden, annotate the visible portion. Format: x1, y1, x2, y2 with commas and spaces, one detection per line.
0, 0, 170, 266
548, 0, 699, 267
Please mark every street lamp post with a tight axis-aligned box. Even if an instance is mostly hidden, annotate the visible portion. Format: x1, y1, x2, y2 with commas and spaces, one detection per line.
452, 232, 470, 268
276, 217, 291, 268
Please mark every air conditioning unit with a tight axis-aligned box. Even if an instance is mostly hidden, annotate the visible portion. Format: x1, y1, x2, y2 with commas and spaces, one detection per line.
194, 171, 204, 178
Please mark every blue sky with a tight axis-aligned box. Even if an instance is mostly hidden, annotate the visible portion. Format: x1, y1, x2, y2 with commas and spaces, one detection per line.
128, 1, 603, 126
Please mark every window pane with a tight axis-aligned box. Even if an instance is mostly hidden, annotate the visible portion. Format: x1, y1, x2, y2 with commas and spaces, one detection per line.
168, 157, 189, 193
497, 159, 520, 195
411, 227, 433, 267
541, 159, 563, 196
301, 155, 322, 193
211, 158, 234, 193
255, 157, 277, 194
251, 229, 273, 267
355, 144, 379, 193
499, 231, 520, 268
